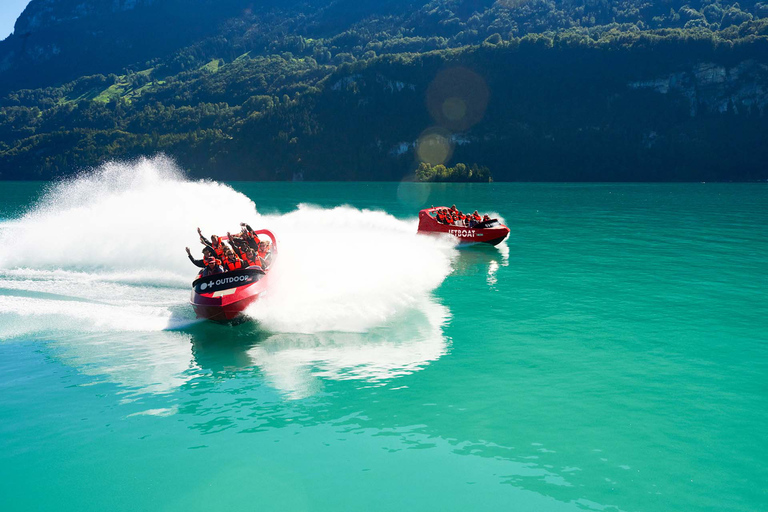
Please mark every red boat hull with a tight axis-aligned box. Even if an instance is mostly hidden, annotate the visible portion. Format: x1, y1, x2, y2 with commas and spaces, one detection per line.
189, 229, 277, 322
190, 283, 264, 321
417, 207, 509, 245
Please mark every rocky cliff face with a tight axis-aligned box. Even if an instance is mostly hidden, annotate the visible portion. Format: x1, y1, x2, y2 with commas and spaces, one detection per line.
629, 60, 768, 116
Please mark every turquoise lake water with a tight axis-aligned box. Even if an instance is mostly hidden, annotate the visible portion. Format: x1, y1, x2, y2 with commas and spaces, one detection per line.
0, 166, 766, 512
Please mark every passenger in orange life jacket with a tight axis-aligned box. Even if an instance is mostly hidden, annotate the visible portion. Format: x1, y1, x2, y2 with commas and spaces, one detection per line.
257, 239, 272, 267
227, 230, 247, 250
482, 214, 491, 222
226, 232, 247, 262
186, 246, 214, 268
221, 248, 244, 272
200, 257, 224, 277
227, 231, 250, 260
243, 247, 265, 268
227, 233, 264, 268
198, 228, 225, 258
473, 210, 482, 222
238, 223, 260, 250
211, 235, 225, 257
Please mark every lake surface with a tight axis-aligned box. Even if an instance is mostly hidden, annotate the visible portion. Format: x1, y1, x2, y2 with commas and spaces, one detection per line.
1, 166, 766, 512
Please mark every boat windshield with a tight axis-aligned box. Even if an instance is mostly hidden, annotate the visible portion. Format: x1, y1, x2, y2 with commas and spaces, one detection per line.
475, 219, 500, 229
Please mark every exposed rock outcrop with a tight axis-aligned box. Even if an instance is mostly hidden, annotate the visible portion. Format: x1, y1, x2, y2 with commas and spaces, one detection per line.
629, 60, 768, 115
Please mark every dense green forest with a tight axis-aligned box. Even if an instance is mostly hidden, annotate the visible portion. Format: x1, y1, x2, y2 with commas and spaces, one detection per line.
1, 0, 767, 181
415, 163, 492, 182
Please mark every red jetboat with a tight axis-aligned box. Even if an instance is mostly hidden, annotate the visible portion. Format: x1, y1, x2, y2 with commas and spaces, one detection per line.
190, 229, 278, 322
417, 207, 509, 246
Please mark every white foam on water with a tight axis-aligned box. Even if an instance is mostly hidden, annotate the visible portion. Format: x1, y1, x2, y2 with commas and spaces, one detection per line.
247, 204, 456, 332
0, 295, 182, 336
127, 407, 180, 417
0, 156, 456, 337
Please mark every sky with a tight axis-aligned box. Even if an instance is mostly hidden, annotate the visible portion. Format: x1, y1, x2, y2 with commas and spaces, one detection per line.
1, 0, 31, 41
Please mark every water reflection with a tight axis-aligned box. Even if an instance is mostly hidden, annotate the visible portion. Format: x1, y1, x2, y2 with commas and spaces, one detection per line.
39, 297, 451, 399
48, 330, 195, 395
451, 242, 510, 289
248, 300, 450, 399
187, 321, 269, 375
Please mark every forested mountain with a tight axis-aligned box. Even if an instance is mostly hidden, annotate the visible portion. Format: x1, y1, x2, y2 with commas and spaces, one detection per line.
1, 0, 768, 180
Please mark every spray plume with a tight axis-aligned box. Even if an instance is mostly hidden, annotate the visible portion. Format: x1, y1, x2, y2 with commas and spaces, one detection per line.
0, 156, 455, 335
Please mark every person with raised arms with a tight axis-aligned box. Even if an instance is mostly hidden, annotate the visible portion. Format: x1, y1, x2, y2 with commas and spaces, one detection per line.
186, 246, 214, 268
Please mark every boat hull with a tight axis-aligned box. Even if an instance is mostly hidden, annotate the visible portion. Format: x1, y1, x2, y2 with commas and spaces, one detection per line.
189, 229, 277, 323
417, 208, 510, 245
190, 285, 263, 322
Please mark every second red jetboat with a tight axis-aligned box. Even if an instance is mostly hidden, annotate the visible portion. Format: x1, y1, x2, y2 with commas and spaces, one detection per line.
190, 229, 278, 322
417, 207, 509, 246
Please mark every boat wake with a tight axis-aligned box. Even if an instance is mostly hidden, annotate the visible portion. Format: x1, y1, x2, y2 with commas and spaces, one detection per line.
0, 156, 457, 394
0, 156, 455, 336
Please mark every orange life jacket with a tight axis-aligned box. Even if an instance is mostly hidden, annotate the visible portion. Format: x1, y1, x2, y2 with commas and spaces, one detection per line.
257, 249, 268, 260
223, 257, 242, 271
243, 252, 262, 268
473, 213, 481, 221
211, 239, 224, 258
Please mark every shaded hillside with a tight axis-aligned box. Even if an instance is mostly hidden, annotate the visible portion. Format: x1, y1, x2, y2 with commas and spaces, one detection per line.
0, 0, 260, 92
1, 0, 768, 180
5, 0, 767, 92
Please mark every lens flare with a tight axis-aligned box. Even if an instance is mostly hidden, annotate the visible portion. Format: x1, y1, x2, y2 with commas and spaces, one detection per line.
442, 97, 467, 122
416, 127, 454, 165
426, 67, 489, 131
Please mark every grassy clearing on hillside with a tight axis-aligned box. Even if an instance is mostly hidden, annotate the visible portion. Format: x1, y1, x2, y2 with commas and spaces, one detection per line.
88, 69, 158, 104
200, 59, 222, 73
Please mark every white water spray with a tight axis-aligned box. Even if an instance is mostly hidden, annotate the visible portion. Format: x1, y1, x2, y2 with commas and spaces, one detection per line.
252, 205, 455, 332
0, 156, 456, 335
0, 155, 257, 276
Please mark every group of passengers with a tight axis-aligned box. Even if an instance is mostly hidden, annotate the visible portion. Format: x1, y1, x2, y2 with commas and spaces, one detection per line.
186, 223, 273, 277
435, 205, 491, 227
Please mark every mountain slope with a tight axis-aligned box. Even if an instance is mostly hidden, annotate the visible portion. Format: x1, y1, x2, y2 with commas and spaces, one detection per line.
2, 0, 768, 180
